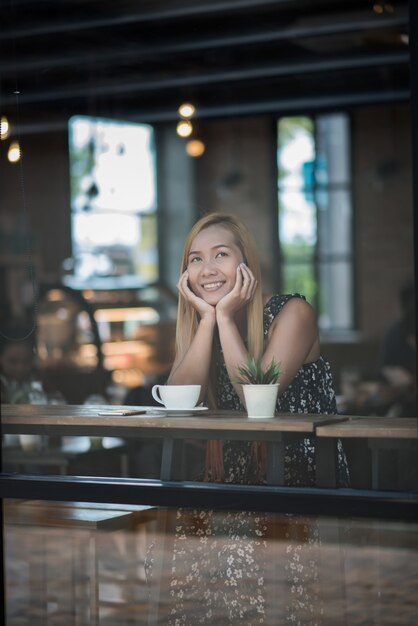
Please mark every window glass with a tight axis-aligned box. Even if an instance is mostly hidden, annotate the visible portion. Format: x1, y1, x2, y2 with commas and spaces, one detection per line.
318, 260, 354, 330
317, 189, 352, 255
4, 499, 418, 624
282, 259, 317, 306
70, 116, 156, 213
278, 114, 353, 330
68, 116, 158, 289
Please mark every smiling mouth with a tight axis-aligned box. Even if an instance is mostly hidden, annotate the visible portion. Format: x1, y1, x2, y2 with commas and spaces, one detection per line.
202, 281, 225, 291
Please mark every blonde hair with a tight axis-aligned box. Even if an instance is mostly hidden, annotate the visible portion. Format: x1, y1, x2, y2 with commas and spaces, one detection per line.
176, 213, 264, 407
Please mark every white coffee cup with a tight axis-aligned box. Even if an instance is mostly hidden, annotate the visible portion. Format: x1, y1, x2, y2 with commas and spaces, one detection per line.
151, 384, 201, 409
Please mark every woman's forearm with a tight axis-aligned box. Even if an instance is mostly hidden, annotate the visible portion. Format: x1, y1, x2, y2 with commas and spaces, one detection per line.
216, 314, 248, 404
167, 316, 216, 401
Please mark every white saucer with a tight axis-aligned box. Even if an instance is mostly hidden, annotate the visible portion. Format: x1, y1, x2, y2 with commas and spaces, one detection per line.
146, 406, 209, 415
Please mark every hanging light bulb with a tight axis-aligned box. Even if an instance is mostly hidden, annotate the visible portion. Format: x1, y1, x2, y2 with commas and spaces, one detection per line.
178, 102, 196, 119
1, 115, 10, 140
8, 141, 21, 163
186, 139, 205, 157
176, 120, 193, 138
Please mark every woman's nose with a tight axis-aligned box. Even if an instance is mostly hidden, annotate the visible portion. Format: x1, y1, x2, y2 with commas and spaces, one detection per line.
200, 260, 217, 275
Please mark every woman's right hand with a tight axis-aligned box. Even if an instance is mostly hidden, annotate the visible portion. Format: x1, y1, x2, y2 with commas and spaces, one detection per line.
177, 271, 216, 321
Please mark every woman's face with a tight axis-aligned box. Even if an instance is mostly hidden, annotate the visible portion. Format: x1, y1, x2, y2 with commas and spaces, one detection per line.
186, 224, 244, 305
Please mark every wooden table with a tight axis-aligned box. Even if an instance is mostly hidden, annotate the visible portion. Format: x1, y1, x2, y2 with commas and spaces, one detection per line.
316, 417, 418, 489
1, 404, 347, 486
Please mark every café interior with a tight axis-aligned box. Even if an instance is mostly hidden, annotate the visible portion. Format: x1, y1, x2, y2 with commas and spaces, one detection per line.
1, 0, 418, 624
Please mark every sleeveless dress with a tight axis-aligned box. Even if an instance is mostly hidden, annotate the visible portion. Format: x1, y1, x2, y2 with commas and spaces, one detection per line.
218, 294, 349, 487
165, 294, 349, 625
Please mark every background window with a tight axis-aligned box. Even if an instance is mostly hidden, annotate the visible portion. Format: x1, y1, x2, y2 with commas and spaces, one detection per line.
277, 114, 354, 331
67, 116, 158, 289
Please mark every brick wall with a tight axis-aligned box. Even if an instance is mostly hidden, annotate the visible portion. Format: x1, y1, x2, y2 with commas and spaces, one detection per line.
1, 104, 414, 348
353, 103, 414, 338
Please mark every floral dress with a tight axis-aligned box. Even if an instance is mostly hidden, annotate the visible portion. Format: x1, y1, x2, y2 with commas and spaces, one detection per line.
166, 294, 349, 625
220, 294, 348, 487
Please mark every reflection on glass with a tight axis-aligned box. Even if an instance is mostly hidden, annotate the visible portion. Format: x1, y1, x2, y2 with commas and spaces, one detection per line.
4, 500, 418, 625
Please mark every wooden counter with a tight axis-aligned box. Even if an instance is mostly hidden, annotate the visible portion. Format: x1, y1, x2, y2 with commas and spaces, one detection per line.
4, 405, 416, 489
316, 416, 418, 439
1, 404, 347, 486
316, 416, 418, 489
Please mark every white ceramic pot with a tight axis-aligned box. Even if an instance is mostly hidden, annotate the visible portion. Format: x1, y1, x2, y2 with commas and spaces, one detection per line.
242, 384, 279, 418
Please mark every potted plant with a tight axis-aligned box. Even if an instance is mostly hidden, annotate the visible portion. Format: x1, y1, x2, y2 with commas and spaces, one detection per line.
235, 356, 282, 418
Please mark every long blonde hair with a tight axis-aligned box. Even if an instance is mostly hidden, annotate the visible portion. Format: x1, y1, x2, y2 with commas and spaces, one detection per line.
175, 212, 264, 407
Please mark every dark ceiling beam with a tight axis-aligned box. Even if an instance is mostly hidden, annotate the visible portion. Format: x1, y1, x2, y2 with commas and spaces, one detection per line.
145, 15, 408, 53
0, 0, 297, 40
0, 52, 408, 106
132, 89, 412, 122
11, 88, 410, 137
0, 14, 409, 76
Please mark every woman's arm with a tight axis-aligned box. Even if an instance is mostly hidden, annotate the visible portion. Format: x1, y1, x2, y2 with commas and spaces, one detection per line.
261, 297, 320, 396
216, 316, 248, 404
216, 264, 257, 404
167, 271, 217, 402
167, 316, 216, 398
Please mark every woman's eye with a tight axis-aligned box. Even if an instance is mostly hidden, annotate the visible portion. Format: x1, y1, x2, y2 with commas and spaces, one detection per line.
216, 251, 227, 258
189, 256, 201, 263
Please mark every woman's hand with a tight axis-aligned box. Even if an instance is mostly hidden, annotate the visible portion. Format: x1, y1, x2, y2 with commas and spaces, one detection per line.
216, 263, 257, 321
177, 270, 216, 321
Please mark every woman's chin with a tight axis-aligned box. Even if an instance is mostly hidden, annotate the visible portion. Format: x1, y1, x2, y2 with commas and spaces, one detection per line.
203, 297, 220, 306
200, 290, 223, 305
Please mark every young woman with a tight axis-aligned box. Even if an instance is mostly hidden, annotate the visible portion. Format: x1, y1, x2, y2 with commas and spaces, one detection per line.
159, 213, 349, 625
168, 212, 347, 486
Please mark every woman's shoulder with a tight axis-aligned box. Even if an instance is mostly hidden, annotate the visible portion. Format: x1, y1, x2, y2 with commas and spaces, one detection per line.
263, 293, 309, 333
263, 293, 307, 314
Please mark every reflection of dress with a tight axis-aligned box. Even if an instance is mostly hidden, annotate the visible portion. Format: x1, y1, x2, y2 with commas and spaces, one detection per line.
168, 294, 349, 625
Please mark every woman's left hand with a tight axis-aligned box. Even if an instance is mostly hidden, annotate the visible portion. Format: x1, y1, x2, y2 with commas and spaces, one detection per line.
216, 263, 257, 320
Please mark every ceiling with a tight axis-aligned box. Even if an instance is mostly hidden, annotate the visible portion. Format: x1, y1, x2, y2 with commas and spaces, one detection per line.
0, 0, 411, 127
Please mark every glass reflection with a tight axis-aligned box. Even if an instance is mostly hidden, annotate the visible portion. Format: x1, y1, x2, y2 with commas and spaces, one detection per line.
4, 500, 418, 625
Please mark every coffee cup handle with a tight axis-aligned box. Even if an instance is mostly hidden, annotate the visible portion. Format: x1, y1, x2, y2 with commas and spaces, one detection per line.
151, 385, 165, 405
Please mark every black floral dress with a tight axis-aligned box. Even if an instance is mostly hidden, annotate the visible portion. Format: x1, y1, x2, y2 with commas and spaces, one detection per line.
166, 294, 349, 625
220, 293, 348, 487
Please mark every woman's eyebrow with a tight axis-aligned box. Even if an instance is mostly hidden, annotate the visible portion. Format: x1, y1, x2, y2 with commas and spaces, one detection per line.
188, 244, 232, 257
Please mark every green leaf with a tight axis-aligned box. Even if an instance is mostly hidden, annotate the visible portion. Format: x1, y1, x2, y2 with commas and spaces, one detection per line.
234, 356, 282, 385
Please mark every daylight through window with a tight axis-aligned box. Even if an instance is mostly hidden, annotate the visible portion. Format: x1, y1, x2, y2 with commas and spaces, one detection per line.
67, 116, 158, 289
277, 113, 354, 331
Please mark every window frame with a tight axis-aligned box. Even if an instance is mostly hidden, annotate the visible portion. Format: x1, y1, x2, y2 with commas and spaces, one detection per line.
1, 3, 417, 622
277, 112, 355, 332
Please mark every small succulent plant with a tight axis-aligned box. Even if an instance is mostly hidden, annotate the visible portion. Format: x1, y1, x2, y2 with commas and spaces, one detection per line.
235, 356, 281, 385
